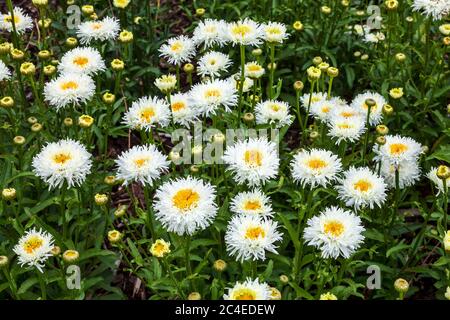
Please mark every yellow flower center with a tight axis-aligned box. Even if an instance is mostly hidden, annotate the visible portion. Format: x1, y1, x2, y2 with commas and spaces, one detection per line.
53, 153, 72, 164
244, 200, 262, 211
172, 188, 200, 211
153, 243, 166, 255
323, 220, 344, 237
354, 179, 372, 192
321, 106, 330, 113
247, 64, 262, 72
91, 23, 103, 30
266, 26, 282, 35
171, 101, 186, 112
244, 149, 263, 167
245, 226, 266, 240
337, 123, 352, 129
140, 107, 155, 122
232, 24, 251, 37
60, 81, 79, 90
23, 236, 44, 254
311, 96, 321, 103
73, 56, 89, 67
208, 58, 217, 66
389, 143, 408, 155
341, 111, 356, 118
362, 103, 377, 112
307, 158, 327, 170
205, 88, 221, 99
271, 104, 281, 112
4, 15, 20, 24
134, 157, 150, 168
232, 288, 257, 300
170, 41, 183, 53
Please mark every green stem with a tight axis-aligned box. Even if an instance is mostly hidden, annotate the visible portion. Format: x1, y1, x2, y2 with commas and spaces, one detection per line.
37, 270, 47, 300
269, 43, 275, 99
361, 104, 372, 163
143, 186, 156, 240
237, 45, 246, 121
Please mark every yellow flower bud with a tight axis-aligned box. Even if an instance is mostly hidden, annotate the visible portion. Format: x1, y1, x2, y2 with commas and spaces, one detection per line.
385, 0, 398, 10
37, 18, 52, 29
196, 8, 205, 16
108, 230, 122, 244
51, 246, 61, 256
0, 256, 9, 267
62, 250, 80, 263
150, 239, 171, 258
279, 274, 289, 284
111, 59, 125, 71
394, 278, 409, 293
104, 175, 116, 186
190, 165, 199, 173
312, 56, 323, 65
64, 117, 73, 127
2, 188, 16, 201
307, 66, 321, 81
114, 204, 128, 218
361, 54, 369, 60
327, 67, 339, 78
0, 42, 12, 55
94, 193, 108, 206
437, 165, 450, 180
66, 37, 78, 48
243, 112, 255, 123
113, 0, 131, 9
269, 287, 282, 300
293, 80, 304, 91
20, 62, 36, 76
119, 30, 134, 43
13, 136, 26, 145
293, 21, 303, 31
102, 92, 116, 104
188, 292, 202, 300
376, 136, 386, 145
81, 5, 95, 15
213, 259, 227, 272
376, 124, 389, 135
0, 96, 14, 108
78, 115, 94, 128
395, 53, 406, 62
31, 123, 43, 132
320, 292, 338, 300
43, 65, 56, 76
389, 87, 404, 99
10, 49, 25, 61
32, 0, 49, 8
321, 6, 332, 14
252, 48, 263, 56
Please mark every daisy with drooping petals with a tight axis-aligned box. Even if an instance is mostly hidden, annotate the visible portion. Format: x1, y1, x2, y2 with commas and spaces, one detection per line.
304, 206, 365, 259
336, 167, 387, 211
123, 96, 171, 131
189, 79, 238, 116
291, 149, 342, 188
224, 278, 271, 300
350, 91, 387, 126
412, 0, 450, 21
192, 19, 228, 48
244, 61, 265, 79
373, 134, 422, 166
153, 176, 218, 235
427, 167, 450, 195
380, 160, 421, 189
0, 7, 33, 34
230, 189, 274, 218
327, 115, 366, 145
59, 47, 106, 76
223, 137, 279, 187
169, 93, 200, 127
43, 73, 95, 110
0, 60, 11, 81
263, 22, 289, 43
76, 17, 120, 44
197, 51, 232, 78
159, 35, 196, 65
225, 214, 282, 262
227, 18, 264, 46
13, 228, 54, 272
115, 144, 169, 186
32, 139, 92, 189
255, 100, 294, 128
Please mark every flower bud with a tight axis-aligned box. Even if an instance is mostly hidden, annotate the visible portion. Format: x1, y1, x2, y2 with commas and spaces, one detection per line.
66, 37, 78, 48
51, 246, 61, 256
318, 62, 329, 72
341, 0, 349, 6
104, 175, 116, 186
188, 292, 201, 300
267, 62, 277, 71
63, 117, 73, 127
320, 292, 338, 300
321, 6, 331, 14
31, 123, 43, 132
389, 87, 404, 99
94, 193, 108, 206
293, 80, 304, 91
10, 49, 24, 61
395, 53, 406, 62
119, 30, 134, 43
102, 92, 116, 105
354, 51, 361, 57
13, 136, 26, 145
213, 133, 225, 144
382, 104, 394, 115
293, 21, 304, 31
385, 0, 398, 10
38, 50, 51, 60
327, 67, 339, 78
0, 256, 9, 267
81, 5, 94, 15
114, 204, 128, 218
62, 249, 79, 263
279, 274, 289, 284
20, 62, 36, 76
111, 59, 125, 71
252, 48, 263, 57
195, 8, 205, 16
108, 230, 122, 244
310, 131, 319, 139
78, 115, 94, 128
113, 0, 131, 9
190, 165, 200, 173
43, 65, 56, 76
0, 96, 14, 108
376, 136, 386, 145
213, 259, 227, 272
376, 124, 389, 135
183, 63, 194, 73
439, 24, 450, 36
312, 56, 323, 65
169, 150, 181, 163
150, 239, 171, 258
37, 18, 52, 29
0, 42, 12, 55
243, 112, 255, 123
27, 117, 38, 124
361, 54, 369, 60
443, 37, 450, 46
437, 165, 450, 180
394, 278, 409, 293
365, 98, 376, 108
307, 66, 321, 81
2, 188, 16, 201
270, 287, 282, 300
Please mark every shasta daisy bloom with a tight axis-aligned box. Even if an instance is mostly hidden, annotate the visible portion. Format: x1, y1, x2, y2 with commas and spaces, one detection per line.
13, 228, 54, 272
331, 104, 361, 120
32, 139, 93, 189
373, 134, 422, 166
229, 74, 254, 93
0, 7, 33, 34
169, 93, 200, 126
380, 160, 421, 189
412, 0, 450, 20
230, 189, 274, 218
226, 18, 264, 46
263, 22, 289, 43
255, 100, 294, 128
225, 214, 282, 262
303, 206, 365, 259
76, 16, 120, 44
159, 35, 196, 65
189, 79, 238, 116
154, 74, 177, 93
153, 176, 218, 235
291, 149, 342, 188
224, 278, 271, 300
350, 91, 387, 126
115, 144, 169, 186
43, 73, 95, 111
197, 51, 232, 78
59, 47, 106, 76
336, 167, 387, 211
300, 92, 327, 109
309, 99, 339, 122
244, 61, 265, 79
123, 96, 171, 131
327, 115, 366, 144
192, 19, 228, 48
223, 137, 279, 186
427, 167, 450, 195
0, 60, 11, 81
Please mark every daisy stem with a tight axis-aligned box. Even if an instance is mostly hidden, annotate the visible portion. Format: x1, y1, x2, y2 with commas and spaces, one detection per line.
176, 64, 181, 91
143, 186, 156, 241
39, 7, 47, 50
394, 168, 400, 218
327, 77, 333, 100
237, 45, 246, 121
114, 71, 122, 96
2, 267, 19, 300
162, 257, 186, 299
252, 260, 258, 278
295, 88, 303, 131
61, 186, 68, 239
184, 236, 196, 291
269, 43, 275, 99
5, 0, 19, 48
302, 80, 315, 144
36, 270, 47, 300
442, 178, 448, 231
361, 103, 372, 163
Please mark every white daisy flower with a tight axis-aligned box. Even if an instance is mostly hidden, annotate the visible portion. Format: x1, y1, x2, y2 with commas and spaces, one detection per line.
225, 214, 282, 262
76, 17, 120, 45
255, 99, 294, 128
291, 149, 342, 188
350, 91, 386, 126
0, 60, 11, 81
226, 18, 264, 46
373, 134, 422, 166
13, 228, 54, 273
224, 278, 271, 300
123, 96, 171, 131
331, 104, 362, 120
309, 99, 339, 122
192, 19, 228, 48
230, 189, 274, 217
427, 167, 450, 195
327, 115, 366, 145
263, 22, 289, 43
336, 167, 387, 211
159, 35, 196, 65
223, 137, 279, 187
412, 0, 450, 20
0, 7, 33, 34
304, 206, 365, 259
154, 74, 177, 93
43, 73, 95, 111
197, 51, 232, 78
244, 61, 265, 79
59, 47, 106, 76
229, 74, 254, 93
363, 32, 385, 43
153, 176, 218, 235
32, 139, 92, 189
169, 93, 200, 127
115, 144, 169, 186
189, 79, 238, 116
380, 160, 421, 189
300, 92, 327, 109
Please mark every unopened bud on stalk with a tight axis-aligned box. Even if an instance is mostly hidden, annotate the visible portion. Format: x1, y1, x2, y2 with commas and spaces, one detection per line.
307, 66, 321, 81
27, 117, 38, 124
0, 42, 12, 55
385, 0, 398, 10
318, 62, 329, 72
62, 250, 79, 263
190, 165, 200, 173
437, 165, 450, 180
43, 65, 56, 76
119, 30, 134, 43
356, 10, 365, 16
443, 37, 450, 46
51, 246, 61, 256
10, 49, 25, 61
196, 8, 205, 16
243, 112, 255, 123
38, 18, 52, 29
376, 124, 389, 135
353, 51, 361, 57
327, 67, 339, 78
213, 259, 227, 272
394, 278, 409, 294
104, 175, 116, 186
78, 115, 94, 128
103, 92, 116, 104
66, 0, 75, 5
188, 292, 201, 300
213, 133, 225, 144
293, 21, 303, 31
389, 87, 404, 99
312, 56, 322, 65
376, 136, 386, 145
365, 98, 376, 108
293, 80, 304, 91
267, 62, 277, 71
249, 95, 260, 103
81, 5, 95, 15
13, 136, 25, 145
0, 256, 9, 267
66, 37, 78, 48
270, 287, 282, 300
114, 205, 128, 218
382, 104, 394, 115
320, 292, 338, 300
111, 59, 125, 71
31, 123, 43, 132
252, 48, 262, 56
395, 53, 406, 62
321, 6, 331, 14
64, 117, 73, 126
310, 131, 319, 139
341, 0, 349, 6
0, 97, 14, 108
279, 274, 289, 284
94, 193, 108, 206
38, 50, 51, 60
20, 62, 36, 76
183, 63, 194, 73
361, 54, 369, 60
108, 230, 122, 244
2, 188, 16, 201
421, 145, 429, 154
